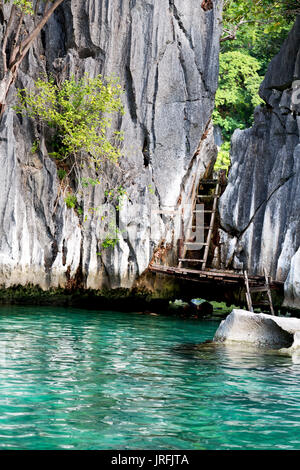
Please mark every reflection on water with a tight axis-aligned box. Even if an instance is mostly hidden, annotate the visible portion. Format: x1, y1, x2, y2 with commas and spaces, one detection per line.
0, 305, 299, 450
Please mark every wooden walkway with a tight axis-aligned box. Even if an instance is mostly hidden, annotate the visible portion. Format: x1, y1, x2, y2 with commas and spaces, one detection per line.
149, 172, 283, 301
149, 264, 284, 290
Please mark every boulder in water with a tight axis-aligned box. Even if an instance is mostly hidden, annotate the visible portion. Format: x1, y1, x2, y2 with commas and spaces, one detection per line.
213, 309, 300, 350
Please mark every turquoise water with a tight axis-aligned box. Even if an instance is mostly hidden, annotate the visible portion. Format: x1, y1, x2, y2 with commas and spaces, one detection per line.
0, 305, 299, 450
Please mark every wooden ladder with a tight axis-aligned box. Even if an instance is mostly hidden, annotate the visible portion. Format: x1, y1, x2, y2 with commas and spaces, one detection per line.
178, 177, 221, 269
244, 268, 275, 316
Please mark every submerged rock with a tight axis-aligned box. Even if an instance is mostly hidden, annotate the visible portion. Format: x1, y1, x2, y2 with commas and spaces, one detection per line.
213, 309, 300, 350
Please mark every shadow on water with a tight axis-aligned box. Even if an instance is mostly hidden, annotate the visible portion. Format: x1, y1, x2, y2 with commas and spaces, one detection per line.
173, 338, 300, 367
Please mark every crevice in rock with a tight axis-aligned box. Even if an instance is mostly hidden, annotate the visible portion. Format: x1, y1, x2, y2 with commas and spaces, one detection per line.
124, 237, 140, 278
169, 0, 193, 51
125, 65, 137, 123
171, 2, 209, 94
184, 107, 190, 155
222, 172, 296, 239
142, 135, 150, 167
62, 239, 67, 266
78, 48, 97, 59
65, 239, 84, 290
151, 64, 159, 150
266, 82, 294, 93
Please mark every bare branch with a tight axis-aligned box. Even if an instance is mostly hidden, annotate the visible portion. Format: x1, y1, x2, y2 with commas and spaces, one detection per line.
9, 10, 24, 67
220, 16, 278, 43
10, 0, 64, 74
20, 0, 63, 53
34, 0, 41, 16
0, 0, 65, 115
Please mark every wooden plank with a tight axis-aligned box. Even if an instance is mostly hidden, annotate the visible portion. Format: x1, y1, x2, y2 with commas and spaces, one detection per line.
149, 271, 241, 285
198, 179, 218, 184
202, 182, 220, 270
244, 270, 254, 312
178, 259, 205, 263
179, 172, 198, 268
187, 226, 214, 230
249, 286, 269, 293
264, 267, 275, 316
184, 242, 209, 246
151, 265, 243, 279
193, 210, 217, 213
149, 264, 284, 291
253, 300, 271, 306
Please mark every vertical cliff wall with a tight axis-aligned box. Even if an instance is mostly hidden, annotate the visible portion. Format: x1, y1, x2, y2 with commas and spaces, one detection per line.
219, 17, 300, 309
0, 0, 223, 290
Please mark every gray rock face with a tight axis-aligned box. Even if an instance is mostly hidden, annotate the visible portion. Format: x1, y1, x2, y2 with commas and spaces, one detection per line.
0, 0, 223, 290
213, 309, 300, 350
219, 17, 300, 309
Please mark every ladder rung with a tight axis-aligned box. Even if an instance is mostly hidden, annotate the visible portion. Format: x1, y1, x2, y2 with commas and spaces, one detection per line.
199, 180, 218, 184
193, 210, 217, 213
184, 242, 209, 246
178, 259, 205, 263
249, 286, 269, 293
252, 300, 270, 306
187, 226, 214, 230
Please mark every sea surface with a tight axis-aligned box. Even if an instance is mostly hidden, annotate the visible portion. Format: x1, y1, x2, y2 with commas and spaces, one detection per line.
0, 305, 299, 450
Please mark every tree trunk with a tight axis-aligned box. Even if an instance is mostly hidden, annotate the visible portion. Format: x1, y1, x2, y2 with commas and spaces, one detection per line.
0, 0, 65, 115
0, 71, 14, 115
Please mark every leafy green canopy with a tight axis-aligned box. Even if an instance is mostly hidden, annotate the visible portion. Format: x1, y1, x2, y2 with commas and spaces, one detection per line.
213, 51, 263, 141
214, 0, 298, 170
4, 0, 34, 14
222, 0, 299, 44
16, 74, 124, 166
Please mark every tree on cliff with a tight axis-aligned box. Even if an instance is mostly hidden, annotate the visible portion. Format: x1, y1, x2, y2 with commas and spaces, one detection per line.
15, 74, 125, 230
214, 0, 299, 170
221, 0, 299, 43
0, 0, 64, 115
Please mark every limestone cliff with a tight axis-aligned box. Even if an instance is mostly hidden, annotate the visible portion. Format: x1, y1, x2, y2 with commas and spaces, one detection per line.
0, 0, 223, 290
219, 17, 300, 309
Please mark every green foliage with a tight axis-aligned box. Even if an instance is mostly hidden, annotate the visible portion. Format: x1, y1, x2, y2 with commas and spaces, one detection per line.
214, 0, 297, 171
104, 185, 127, 211
214, 142, 231, 172
97, 222, 123, 255
15, 74, 124, 166
64, 193, 77, 209
57, 168, 67, 180
16, 73, 125, 253
31, 139, 40, 154
101, 237, 119, 250
148, 184, 155, 195
6, 0, 34, 15
222, 0, 298, 43
213, 51, 263, 140
81, 177, 101, 187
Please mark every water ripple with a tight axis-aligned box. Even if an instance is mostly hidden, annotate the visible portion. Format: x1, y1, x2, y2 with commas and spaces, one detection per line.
0, 305, 299, 449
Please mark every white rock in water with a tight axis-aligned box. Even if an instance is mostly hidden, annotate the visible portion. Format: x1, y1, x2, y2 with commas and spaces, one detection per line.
213, 309, 300, 350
